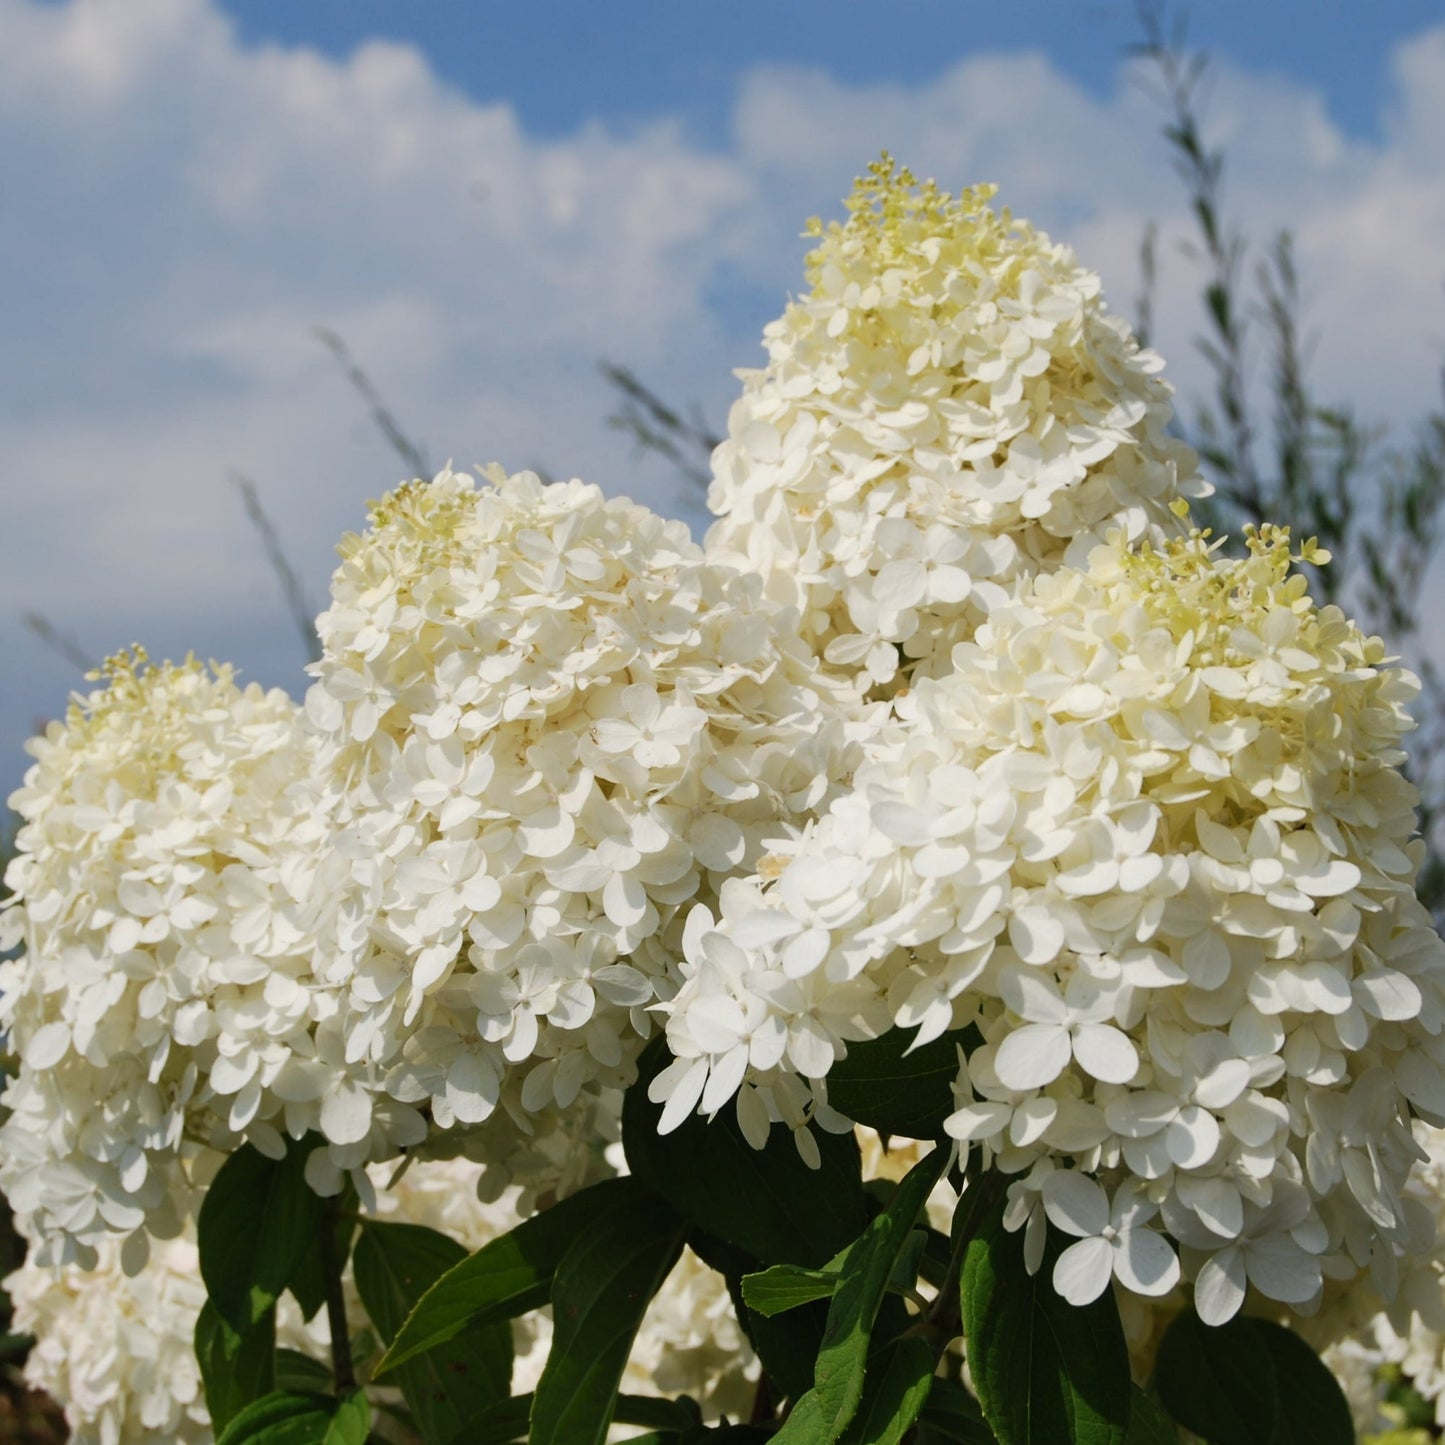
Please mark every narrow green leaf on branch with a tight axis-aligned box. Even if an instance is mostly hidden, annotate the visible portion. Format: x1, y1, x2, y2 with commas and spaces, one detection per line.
214, 1387, 370, 1445
195, 1300, 275, 1434
774, 1145, 951, 1443
273, 1352, 333, 1395
375, 1175, 645, 1375
528, 1188, 686, 1445
889, 1227, 930, 1296
199, 1138, 326, 1334
614, 1394, 706, 1432
740, 1264, 839, 1316
960, 1189, 1132, 1445
836, 1335, 936, 1445
354, 1219, 511, 1444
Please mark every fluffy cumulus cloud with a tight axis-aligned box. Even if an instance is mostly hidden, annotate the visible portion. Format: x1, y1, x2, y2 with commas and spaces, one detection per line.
4, 0, 1445, 775
0, 0, 755, 767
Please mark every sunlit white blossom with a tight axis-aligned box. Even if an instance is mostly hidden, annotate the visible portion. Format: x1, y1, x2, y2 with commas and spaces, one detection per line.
307, 467, 858, 1172
659, 522, 1445, 1319
705, 156, 1205, 694
0, 650, 360, 1263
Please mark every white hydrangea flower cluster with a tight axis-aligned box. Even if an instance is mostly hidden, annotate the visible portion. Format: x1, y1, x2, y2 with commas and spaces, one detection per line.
0, 651, 354, 1266
657, 523, 1445, 1323
3, 1155, 538, 1445
6, 1146, 762, 1445
1287, 1121, 1445, 1431
6, 1224, 214, 1445
304, 466, 856, 1160
704, 156, 1204, 695
621, 1246, 761, 1426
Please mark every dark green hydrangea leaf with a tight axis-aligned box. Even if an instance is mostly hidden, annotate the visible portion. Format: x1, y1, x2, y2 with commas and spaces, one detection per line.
960, 1190, 1131, 1445
528, 1188, 686, 1445
1154, 1312, 1350, 1445
375, 1175, 646, 1376
827, 1026, 977, 1139
354, 1220, 511, 1444
198, 1138, 325, 1334
622, 1038, 866, 1268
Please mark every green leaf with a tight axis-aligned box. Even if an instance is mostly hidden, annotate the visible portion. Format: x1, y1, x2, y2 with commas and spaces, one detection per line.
322, 1390, 370, 1445
1257, 1321, 1354, 1445
837, 1335, 935, 1445
199, 1139, 326, 1333
615, 1395, 706, 1431
287, 1179, 358, 1322
528, 1188, 686, 1445
740, 1264, 838, 1316
826, 1026, 976, 1139
734, 1289, 831, 1402
1122, 1387, 1178, 1444
436, 1391, 699, 1445
775, 1146, 951, 1443
618, 1432, 772, 1445
622, 1037, 866, 1267
960, 1191, 1132, 1445
1153, 1313, 1351, 1445
376, 1175, 645, 1375
195, 1300, 276, 1433
354, 1220, 512, 1444
438, 1393, 531, 1445
215, 1388, 370, 1445
773, 1393, 830, 1439
273, 1351, 333, 1395
916, 1225, 953, 1290
889, 1227, 929, 1295
1153, 1310, 1274, 1444
917, 1378, 999, 1444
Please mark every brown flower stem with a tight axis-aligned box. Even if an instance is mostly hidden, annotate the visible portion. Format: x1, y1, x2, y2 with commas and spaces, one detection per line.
318, 1198, 356, 1394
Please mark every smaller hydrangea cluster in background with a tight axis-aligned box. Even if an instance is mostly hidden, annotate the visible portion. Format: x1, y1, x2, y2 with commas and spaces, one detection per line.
0, 652, 336, 1268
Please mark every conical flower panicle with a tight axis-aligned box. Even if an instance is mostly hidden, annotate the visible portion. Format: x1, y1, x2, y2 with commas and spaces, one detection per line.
705, 155, 1206, 695
0, 650, 339, 1265
659, 521, 1445, 1322
305, 466, 858, 1178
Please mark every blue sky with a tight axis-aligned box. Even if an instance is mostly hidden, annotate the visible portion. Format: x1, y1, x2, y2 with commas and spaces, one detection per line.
4, 0, 1445, 786
223, 1, 1432, 146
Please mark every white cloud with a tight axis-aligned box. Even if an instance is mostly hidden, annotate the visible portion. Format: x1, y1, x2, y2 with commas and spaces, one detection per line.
3, 0, 1445, 775
725, 50, 1435, 419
